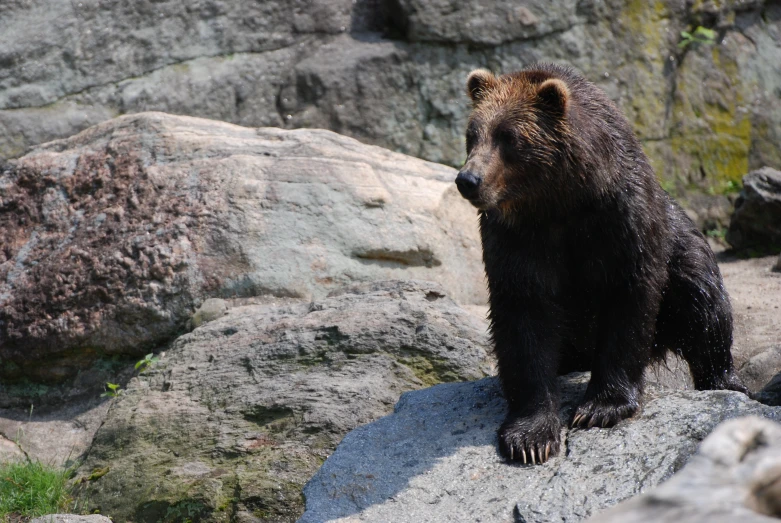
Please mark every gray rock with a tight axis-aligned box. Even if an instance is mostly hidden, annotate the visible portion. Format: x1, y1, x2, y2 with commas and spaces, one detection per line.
740, 346, 781, 397
300, 375, 780, 523
0, 113, 484, 398
0, 396, 111, 468
757, 372, 781, 406
727, 167, 781, 251
190, 298, 228, 328
0, 433, 25, 463
73, 280, 492, 521
30, 516, 112, 523
392, 0, 580, 45
589, 416, 781, 522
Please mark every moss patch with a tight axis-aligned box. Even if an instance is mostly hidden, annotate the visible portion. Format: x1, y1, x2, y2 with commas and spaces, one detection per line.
397, 350, 461, 387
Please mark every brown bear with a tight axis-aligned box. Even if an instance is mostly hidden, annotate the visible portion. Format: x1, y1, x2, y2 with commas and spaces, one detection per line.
455, 63, 748, 464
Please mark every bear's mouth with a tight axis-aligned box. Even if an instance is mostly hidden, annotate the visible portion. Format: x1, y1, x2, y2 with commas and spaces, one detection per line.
469, 199, 490, 211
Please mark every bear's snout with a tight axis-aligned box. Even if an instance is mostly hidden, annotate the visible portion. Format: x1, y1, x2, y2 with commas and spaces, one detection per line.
455, 170, 482, 201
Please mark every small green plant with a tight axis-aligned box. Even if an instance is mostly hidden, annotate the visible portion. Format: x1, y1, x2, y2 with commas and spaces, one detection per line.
0, 461, 72, 519
100, 382, 121, 398
707, 179, 743, 196
678, 26, 717, 48
722, 179, 741, 194
135, 353, 160, 374
706, 227, 727, 240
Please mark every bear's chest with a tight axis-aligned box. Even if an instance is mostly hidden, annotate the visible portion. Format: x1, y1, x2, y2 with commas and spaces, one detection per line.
480, 213, 629, 298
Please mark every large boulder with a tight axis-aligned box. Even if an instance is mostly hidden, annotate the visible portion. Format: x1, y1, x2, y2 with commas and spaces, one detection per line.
0, 113, 483, 394
590, 416, 781, 522
300, 376, 780, 523
1, 1, 780, 216
727, 167, 781, 252
72, 280, 492, 522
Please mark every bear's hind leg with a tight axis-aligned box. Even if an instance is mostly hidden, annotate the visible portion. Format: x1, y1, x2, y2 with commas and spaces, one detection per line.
655, 235, 748, 394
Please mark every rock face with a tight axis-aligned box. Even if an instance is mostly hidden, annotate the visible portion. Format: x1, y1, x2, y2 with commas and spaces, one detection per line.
1, 0, 780, 221
73, 280, 492, 522
0, 113, 483, 393
727, 167, 781, 252
300, 376, 781, 523
590, 416, 781, 522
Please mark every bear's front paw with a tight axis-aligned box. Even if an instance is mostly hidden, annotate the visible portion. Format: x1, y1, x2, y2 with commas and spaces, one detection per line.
571, 395, 638, 429
498, 411, 562, 464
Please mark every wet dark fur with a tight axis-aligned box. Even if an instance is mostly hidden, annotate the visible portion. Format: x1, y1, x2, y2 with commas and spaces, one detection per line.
459, 63, 748, 464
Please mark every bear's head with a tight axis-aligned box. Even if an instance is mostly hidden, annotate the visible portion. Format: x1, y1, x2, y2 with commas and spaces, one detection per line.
455, 66, 578, 217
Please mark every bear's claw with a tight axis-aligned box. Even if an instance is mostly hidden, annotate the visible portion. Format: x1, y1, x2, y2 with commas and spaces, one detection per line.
498, 411, 561, 464
571, 396, 639, 429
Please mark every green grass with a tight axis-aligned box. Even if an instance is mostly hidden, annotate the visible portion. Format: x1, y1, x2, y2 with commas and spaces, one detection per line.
0, 461, 72, 520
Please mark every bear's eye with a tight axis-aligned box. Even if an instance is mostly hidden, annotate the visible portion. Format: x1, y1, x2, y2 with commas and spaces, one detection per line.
494, 127, 517, 149
465, 122, 479, 153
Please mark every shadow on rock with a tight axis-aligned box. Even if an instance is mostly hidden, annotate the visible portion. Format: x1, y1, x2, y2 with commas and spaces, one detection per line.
301, 375, 781, 523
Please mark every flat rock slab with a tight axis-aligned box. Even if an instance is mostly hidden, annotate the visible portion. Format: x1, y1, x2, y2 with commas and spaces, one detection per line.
300, 376, 781, 523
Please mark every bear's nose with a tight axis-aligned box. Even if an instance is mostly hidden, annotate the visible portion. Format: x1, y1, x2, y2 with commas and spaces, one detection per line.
455, 171, 482, 200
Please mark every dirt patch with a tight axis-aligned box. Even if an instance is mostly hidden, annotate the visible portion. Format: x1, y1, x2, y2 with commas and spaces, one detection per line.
720, 254, 781, 392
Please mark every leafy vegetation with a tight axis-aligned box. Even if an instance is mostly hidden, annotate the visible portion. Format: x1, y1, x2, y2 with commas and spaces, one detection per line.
0, 461, 72, 520
135, 353, 160, 374
100, 382, 121, 399
678, 26, 717, 48
705, 227, 727, 240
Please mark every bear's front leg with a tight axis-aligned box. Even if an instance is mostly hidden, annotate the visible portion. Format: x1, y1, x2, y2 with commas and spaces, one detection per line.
572, 283, 661, 429
491, 305, 563, 464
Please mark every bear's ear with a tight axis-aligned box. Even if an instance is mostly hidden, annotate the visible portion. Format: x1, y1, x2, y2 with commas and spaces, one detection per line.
536, 78, 570, 115
466, 69, 498, 103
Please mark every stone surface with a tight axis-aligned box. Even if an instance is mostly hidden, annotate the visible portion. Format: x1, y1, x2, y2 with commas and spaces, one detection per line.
727, 167, 781, 251
1, 1, 780, 225
0, 432, 25, 463
0, 396, 111, 468
0, 112, 483, 399
30, 516, 112, 523
190, 298, 229, 329
757, 372, 781, 406
72, 280, 492, 522
589, 416, 781, 522
300, 375, 780, 523
392, 0, 580, 45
